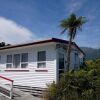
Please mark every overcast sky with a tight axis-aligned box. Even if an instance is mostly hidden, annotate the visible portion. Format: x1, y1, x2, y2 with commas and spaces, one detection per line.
0, 0, 100, 48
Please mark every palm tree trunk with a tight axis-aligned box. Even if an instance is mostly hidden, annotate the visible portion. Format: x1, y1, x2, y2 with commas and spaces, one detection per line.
67, 35, 72, 71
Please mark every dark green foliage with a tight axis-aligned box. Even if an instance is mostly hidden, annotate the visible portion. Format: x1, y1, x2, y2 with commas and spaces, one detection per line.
0, 42, 6, 47
44, 59, 100, 100
0, 42, 11, 47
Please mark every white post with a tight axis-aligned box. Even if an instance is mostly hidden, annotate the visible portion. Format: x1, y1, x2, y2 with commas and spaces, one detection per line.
10, 81, 13, 99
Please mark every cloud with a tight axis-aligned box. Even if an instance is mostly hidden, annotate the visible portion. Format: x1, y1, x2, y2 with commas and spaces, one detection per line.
67, 0, 86, 13
0, 17, 36, 44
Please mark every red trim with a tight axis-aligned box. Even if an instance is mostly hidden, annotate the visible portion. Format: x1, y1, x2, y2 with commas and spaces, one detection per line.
5, 70, 29, 72
0, 75, 13, 82
0, 39, 54, 50
35, 70, 48, 72
0, 38, 85, 55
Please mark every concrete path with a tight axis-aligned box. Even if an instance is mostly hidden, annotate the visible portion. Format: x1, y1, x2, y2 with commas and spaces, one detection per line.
0, 88, 42, 100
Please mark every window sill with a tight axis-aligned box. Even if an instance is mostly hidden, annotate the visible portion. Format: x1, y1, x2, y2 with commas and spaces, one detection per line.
5, 69, 29, 72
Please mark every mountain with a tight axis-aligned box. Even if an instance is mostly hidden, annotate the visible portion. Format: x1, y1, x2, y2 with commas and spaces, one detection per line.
81, 47, 100, 60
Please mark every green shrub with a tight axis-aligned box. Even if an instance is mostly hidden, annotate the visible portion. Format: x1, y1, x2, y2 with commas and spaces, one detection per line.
44, 59, 100, 100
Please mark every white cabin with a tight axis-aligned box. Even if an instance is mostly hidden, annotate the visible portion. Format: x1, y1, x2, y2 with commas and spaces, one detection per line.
0, 38, 85, 88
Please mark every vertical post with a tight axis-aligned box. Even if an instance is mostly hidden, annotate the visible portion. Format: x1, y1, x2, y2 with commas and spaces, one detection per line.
10, 81, 13, 99
0, 75, 14, 99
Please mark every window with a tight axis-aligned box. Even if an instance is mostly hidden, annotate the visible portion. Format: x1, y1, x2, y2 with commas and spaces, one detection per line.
38, 51, 46, 61
74, 53, 78, 70
6, 53, 28, 69
21, 53, 28, 62
7, 55, 12, 63
13, 54, 20, 68
21, 53, 28, 68
75, 53, 78, 62
37, 51, 46, 68
6, 55, 12, 68
59, 53, 64, 69
37, 63, 46, 68
58, 53, 64, 79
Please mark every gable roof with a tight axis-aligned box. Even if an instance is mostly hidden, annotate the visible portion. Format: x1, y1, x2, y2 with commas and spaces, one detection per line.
0, 38, 85, 55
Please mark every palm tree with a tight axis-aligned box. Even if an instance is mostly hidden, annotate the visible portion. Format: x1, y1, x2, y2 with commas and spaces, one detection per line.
60, 13, 86, 71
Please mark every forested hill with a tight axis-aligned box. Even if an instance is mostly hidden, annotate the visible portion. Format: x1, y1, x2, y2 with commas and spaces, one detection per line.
81, 47, 100, 60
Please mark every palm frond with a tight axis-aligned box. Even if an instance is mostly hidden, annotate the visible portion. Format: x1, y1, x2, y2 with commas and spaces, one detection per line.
60, 19, 69, 28
59, 13, 87, 39
77, 16, 87, 26
60, 28, 67, 34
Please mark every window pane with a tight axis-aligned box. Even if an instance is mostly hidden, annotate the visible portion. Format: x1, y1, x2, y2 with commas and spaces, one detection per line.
38, 51, 46, 61
7, 55, 12, 63
21, 63, 28, 68
37, 63, 46, 68
13, 54, 20, 68
6, 64, 12, 68
21, 53, 28, 62
75, 53, 78, 62
59, 53, 64, 69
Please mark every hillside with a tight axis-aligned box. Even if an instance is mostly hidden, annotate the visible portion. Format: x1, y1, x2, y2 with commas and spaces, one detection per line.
81, 47, 100, 60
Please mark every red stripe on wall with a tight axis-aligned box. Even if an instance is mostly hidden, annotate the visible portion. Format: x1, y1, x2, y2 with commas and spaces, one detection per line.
4, 70, 29, 72
35, 70, 48, 72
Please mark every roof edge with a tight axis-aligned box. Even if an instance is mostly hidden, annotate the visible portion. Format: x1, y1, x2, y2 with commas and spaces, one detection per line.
0, 38, 85, 55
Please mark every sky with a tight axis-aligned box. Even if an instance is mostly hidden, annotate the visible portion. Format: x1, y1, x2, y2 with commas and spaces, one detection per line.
0, 0, 100, 48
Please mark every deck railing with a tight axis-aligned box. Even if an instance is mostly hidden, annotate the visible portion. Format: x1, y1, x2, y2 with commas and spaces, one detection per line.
0, 75, 14, 99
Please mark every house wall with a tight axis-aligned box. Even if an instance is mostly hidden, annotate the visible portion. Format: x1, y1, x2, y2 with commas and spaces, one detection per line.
0, 43, 57, 88
56, 44, 83, 72
56, 47, 67, 81
70, 51, 80, 70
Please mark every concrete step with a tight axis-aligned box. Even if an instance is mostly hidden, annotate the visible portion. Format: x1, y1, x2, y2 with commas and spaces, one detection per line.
13, 85, 46, 97
0, 88, 42, 100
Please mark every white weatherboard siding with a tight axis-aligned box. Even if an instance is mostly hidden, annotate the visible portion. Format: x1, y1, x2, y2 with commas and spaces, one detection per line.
0, 39, 84, 88
0, 43, 57, 88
